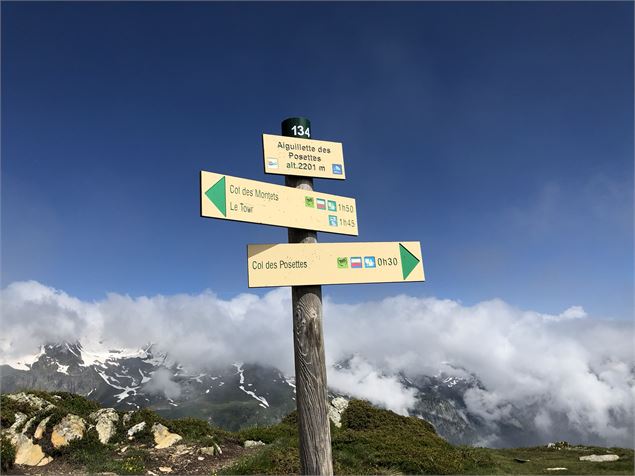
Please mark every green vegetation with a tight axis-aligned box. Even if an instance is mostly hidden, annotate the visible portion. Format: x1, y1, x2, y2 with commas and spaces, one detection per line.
45, 391, 100, 417
226, 400, 494, 475
0, 394, 37, 428
1, 390, 633, 475
0, 435, 16, 473
469, 446, 635, 475
62, 431, 147, 475
166, 416, 235, 447
1, 391, 100, 431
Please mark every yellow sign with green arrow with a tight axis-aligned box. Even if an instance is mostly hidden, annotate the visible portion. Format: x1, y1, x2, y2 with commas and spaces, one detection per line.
200, 171, 358, 236
247, 242, 424, 287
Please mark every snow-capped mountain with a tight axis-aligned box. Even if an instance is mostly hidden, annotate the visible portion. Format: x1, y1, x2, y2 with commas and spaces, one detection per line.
1, 342, 488, 442
0, 341, 578, 447
0, 342, 296, 431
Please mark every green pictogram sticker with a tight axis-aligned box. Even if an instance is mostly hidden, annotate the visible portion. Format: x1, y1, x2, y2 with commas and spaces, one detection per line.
305, 196, 315, 208
337, 257, 348, 268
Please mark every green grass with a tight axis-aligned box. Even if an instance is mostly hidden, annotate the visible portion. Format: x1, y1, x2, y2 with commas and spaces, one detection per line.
467, 446, 635, 475
223, 400, 634, 476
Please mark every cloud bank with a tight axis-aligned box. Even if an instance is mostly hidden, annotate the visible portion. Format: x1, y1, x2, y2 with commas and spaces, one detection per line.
1, 280, 633, 446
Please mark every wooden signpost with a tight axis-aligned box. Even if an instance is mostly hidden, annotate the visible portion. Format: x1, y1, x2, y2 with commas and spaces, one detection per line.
200, 117, 425, 476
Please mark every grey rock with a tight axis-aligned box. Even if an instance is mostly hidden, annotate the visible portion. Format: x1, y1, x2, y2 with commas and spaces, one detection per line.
10, 433, 53, 466
127, 421, 146, 437
579, 454, 619, 462
328, 397, 349, 428
123, 411, 134, 426
51, 414, 86, 448
152, 423, 182, 449
244, 440, 265, 448
89, 408, 119, 444
200, 443, 222, 456
9, 412, 28, 433
34, 415, 52, 440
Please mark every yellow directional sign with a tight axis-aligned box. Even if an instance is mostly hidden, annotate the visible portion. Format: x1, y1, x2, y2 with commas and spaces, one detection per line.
200, 171, 358, 235
247, 242, 424, 287
262, 134, 345, 180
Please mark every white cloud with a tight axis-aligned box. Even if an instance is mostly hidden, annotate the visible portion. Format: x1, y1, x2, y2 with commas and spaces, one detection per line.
1, 280, 633, 446
142, 368, 181, 400
328, 355, 417, 415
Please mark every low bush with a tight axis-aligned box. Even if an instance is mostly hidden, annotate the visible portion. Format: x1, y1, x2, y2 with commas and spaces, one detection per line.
0, 435, 16, 473
48, 392, 100, 418
0, 394, 37, 428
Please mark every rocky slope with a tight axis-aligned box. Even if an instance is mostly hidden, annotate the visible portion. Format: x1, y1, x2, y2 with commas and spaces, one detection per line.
0, 390, 349, 474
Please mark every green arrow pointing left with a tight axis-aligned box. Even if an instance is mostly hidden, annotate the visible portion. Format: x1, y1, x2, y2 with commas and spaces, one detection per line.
399, 243, 420, 280
205, 176, 226, 217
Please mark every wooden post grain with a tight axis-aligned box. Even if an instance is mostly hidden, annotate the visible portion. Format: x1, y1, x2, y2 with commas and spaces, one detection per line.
282, 117, 333, 475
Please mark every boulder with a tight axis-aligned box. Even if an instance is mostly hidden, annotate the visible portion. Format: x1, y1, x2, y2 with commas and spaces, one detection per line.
4, 411, 52, 466
151, 423, 182, 449
10, 433, 53, 466
51, 414, 86, 448
127, 421, 146, 437
244, 440, 265, 448
579, 454, 619, 462
327, 397, 349, 428
89, 408, 119, 444
33, 415, 52, 440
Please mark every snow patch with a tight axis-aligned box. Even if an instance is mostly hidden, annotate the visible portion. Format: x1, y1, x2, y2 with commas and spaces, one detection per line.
234, 362, 270, 408
56, 363, 70, 374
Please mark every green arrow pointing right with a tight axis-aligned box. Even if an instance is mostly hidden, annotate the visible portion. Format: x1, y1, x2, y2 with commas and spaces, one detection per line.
205, 176, 227, 217
399, 243, 420, 280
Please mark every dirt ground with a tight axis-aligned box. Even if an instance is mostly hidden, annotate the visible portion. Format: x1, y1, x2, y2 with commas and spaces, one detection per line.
10, 441, 259, 476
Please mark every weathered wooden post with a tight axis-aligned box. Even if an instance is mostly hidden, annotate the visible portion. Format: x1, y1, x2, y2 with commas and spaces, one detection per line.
282, 117, 333, 475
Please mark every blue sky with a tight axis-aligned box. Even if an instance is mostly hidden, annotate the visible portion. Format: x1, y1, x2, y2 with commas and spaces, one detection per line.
2, 1, 633, 319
